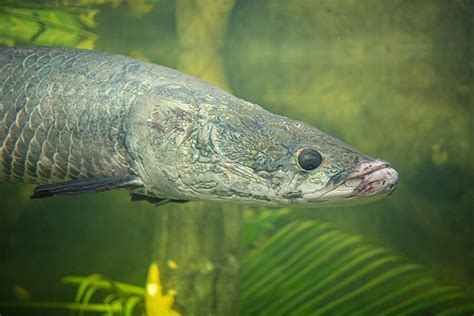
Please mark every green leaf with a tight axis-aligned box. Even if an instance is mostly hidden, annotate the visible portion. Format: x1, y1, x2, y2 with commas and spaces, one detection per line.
63, 275, 145, 296
0, 301, 122, 313
72, 274, 104, 304
123, 296, 142, 316
0, 4, 97, 48
242, 219, 474, 315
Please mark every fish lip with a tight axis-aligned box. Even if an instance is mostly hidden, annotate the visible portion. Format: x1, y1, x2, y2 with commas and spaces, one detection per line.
345, 160, 391, 180
304, 160, 398, 201
350, 161, 398, 197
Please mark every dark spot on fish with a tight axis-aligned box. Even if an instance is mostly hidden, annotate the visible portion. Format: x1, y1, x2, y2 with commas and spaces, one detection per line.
330, 169, 351, 184
126, 63, 140, 73
253, 194, 271, 201
282, 191, 302, 199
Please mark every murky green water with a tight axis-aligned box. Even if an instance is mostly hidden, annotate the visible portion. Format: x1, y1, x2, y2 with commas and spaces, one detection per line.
0, 1, 473, 315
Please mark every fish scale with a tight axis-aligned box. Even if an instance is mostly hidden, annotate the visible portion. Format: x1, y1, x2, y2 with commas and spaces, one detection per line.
0, 47, 143, 184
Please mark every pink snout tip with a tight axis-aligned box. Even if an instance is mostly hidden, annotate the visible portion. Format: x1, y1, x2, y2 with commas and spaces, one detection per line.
351, 160, 399, 197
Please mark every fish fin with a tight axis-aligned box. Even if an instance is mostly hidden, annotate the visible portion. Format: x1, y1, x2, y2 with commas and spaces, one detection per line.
31, 175, 143, 199
130, 193, 189, 206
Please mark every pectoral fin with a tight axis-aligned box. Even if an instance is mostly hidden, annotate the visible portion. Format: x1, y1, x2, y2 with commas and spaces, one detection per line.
130, 193, 189, 206
31, 175, 143, 199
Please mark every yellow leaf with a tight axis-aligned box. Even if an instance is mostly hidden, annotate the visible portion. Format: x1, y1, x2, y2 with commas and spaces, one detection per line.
79, 9, 98, 28
76, 38, 96, 50
127, 0, 154, 17
167, 259, 178, 270
128, 49, 152, 62
145, 263, 181, 316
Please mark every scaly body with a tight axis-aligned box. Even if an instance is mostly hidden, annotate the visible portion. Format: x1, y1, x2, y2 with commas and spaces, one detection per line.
0, 47, 398, 206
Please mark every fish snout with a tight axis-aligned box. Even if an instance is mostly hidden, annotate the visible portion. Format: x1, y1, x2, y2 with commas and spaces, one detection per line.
349, 160, 398, 197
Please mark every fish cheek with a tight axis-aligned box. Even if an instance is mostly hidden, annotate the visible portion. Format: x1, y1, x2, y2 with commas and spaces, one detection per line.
173, 121, 229, 197
129, 87, 199, 198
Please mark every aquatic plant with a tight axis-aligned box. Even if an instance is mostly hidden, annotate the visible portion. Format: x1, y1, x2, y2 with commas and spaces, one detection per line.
242, 215, 474, 315
0, 0, 157, 49
145, 263, 180, 316
0, 263, 180, 316
0, 1, 98, 48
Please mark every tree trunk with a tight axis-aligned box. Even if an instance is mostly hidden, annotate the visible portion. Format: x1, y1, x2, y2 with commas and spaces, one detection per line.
151, 202, 241, 315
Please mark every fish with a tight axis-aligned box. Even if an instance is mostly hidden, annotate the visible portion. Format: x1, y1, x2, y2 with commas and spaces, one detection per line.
0, 46, 398, 206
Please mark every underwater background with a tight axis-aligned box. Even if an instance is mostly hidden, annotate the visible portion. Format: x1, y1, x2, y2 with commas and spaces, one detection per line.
0, 0, 472, 315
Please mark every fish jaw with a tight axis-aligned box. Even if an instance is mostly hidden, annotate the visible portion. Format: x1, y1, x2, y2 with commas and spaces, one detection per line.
302, 160, 399, 204
351, 160, 399, 197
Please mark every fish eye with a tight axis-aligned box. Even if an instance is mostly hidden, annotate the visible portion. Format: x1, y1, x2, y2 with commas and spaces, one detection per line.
297, 148, 323, 171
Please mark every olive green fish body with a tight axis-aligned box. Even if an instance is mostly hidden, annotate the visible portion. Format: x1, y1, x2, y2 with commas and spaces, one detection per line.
0, 47, 398, 206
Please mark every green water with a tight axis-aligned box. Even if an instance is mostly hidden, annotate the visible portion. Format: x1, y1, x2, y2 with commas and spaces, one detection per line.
0, 1, 472, 315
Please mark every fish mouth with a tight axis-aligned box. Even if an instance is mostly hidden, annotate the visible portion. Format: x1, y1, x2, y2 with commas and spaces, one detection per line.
304, 160, 399, 203
346, 160, 398, 197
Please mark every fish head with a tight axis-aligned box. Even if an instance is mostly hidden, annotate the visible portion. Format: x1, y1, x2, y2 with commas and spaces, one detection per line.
172, 97, 398, 206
